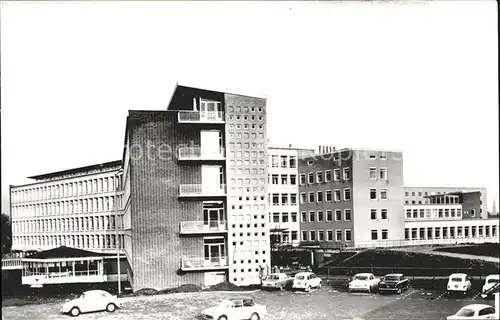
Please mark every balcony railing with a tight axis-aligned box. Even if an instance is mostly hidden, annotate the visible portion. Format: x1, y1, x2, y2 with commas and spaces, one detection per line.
178, 111, 225, 123
178, 147, 226, 161
2, 258, 22, 270
179, 184, 227, 197
180, 221, 227, 234
181, 256, 229, 271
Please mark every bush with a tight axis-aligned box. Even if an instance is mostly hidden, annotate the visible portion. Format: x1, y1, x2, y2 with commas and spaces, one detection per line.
135, 288, 159, 296
172, 284, 201, 293
203, 282, 256, 292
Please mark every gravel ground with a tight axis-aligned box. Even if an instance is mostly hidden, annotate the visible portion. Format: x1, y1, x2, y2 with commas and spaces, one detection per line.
2, 287, 495, 320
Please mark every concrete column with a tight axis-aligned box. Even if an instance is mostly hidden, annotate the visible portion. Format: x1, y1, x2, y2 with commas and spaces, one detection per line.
72, 261, 75, 277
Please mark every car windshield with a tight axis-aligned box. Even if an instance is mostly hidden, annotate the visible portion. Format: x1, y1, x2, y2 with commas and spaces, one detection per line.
455, 308, 475, 317
384, 276, 400, 281
266, 275, 280, 280
487, 278, 499, 284
296, 275, 305, 280
451, 277, 463, 282
354, 276, 368, 281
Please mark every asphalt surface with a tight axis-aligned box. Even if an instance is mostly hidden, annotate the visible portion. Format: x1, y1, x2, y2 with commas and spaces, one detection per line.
2, 287, 496, 320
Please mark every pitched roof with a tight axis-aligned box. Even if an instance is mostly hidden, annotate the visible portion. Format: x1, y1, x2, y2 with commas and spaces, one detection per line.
26, 246, 114, 259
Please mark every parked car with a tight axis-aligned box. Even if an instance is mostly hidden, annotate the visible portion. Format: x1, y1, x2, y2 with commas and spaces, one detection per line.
348, 273, 381, 293
262, 273, 294, 291
447, 273, 472, 295
60, 290, 122, 317
446, 304, 497, 320
378, 273, 410, 294
292, 272, 322, 292
201, 297, 267, 320
481, 274, 500, 299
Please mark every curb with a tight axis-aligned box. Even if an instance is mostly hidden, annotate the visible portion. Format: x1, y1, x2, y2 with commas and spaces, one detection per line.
119, 289, 262, 301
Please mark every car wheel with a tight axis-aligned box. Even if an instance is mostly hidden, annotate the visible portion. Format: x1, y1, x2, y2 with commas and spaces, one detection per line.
106, 303, 116, 312
280, 284, 285, 291
318, 283, 322, 289
397, 288, 402, 295
305, 286, 311, 292
368, 286, 372, 293
70, 307, 80, 317
250, 313, 260, 320
218, 316, 228, 320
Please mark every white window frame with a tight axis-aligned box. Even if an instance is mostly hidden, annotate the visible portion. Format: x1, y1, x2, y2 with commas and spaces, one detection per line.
343, 167, 350, 180
308, 192, 315, 203
344, 188, 351, 201
380, 167, 388, 180
335, 209, 342, 221
370, 209, 377, 220
325, 170, 332, 182
326, 210, 333, 222
308, 173, 314, 184
345, 229, 352, 241
380, 189, 388, 200
381, 209, 388, 219
317, 191, 323, 203
344, 209, 351, 221
369, 167, 377, 180
325, 190, 332, 202
381, 229, 389, 240
326, 230, 334, 241
371, 229, 378, 240
334, 189, 341, 202
333, 169, 341, 181
335, 230, 342, 241
370, 188, 377, 200
300, 192, 306, 204
316, 171, 323, 184
299, 174, 306, 185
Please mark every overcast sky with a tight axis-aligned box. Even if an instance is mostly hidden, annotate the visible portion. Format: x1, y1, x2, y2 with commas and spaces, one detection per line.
1, 1, 498, 213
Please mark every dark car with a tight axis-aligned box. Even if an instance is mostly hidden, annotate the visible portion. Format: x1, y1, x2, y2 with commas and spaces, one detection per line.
378, 273, 410, 294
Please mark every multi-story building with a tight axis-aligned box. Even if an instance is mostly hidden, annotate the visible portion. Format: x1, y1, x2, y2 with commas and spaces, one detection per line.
404, 186, 487, 219
121, 84, 271, 291
10, 161, 124, 254
298, 148, 405, 248
268, 146, 314, 246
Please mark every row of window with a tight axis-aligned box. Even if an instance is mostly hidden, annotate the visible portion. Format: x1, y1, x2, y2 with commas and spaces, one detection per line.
228, 143, 266, 153
11, 196, 122, 218
300, 168, 350, 185
272, 212, 298, 223
12, 215, 120, 234
230, 239, 268, 248
299, 189, 351, 203
270, 155, 297, 169
405, 208, 463, 219
271, 193, 298, 206
227, 106, 264, 113
12, 234, 124, 250
269, 174, 297, 185
305, 153, 387, 165
227, 123, 265, 133
230, 177, 266, 185
12, 175, 121, 204
228, 159, 266, 166
405, 225, 498, 240
369, 168, 389, 180
301, 209, 352, 223
227, 115, 264, 122
301, 229, 353, 242
271, 231, 299, 243
229, 186, 266, 194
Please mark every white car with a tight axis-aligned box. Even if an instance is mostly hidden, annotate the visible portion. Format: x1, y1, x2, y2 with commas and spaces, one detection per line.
447, 273, 472, 295
348, 273, 381, 293
447, 304, 497, 320
481, 274, 499, 299
60, 290, 122, 317
201, 297, 267, 320
292, 272, 322, 292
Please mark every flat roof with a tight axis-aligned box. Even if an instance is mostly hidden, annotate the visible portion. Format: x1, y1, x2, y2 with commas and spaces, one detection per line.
27, 160, 122, 180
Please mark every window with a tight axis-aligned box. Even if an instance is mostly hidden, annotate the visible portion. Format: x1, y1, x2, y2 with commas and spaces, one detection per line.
300, 174, 306, 185
344, 188, 351, 201
309, 230, 316, 241
301, 212, 307, 222
301, 231, 307, 241
272, 194, 279, 205
317, 191, 323, 202
405, 192, 409, 196
471, 209, 475, 217
370, 189, 377, 200
273, 213, 280, 222
271, 175, 279, 185
381, 229, 388, 240
326, 210, 333, 222
369, 168, 377, 179
325, 170, 332, 182
281, 156, 288, 168
380, 189, 388, 200
371, 230, 378, 240
290, 194, 297, 205
380, 168, 388, 180
316, 171, 323, 183
345, 230, 352, 241
344, 209, 351, 221
309, 211, 315, 222
371, 209, 377, 220
335, 230, 342, 241
335, 210, 342, 221
327, 230, 333, 241
334, 189, 341, 202
325, 190, 332, 202
300, 193, 306, 204
308, 192, 315, 203
317, 211, 324, 222
343, 168, 350, 180
291, 212, 297, 222
271, 155, 279, 167
381, 209, 388, 219
281, 194, 288, 205
369, 154, 376, 159
290, 175, 297, 185
308, 173, 314, 184
318, 230, 324, 241
281, 175, 288, 185
289, 156, 297, 168
282, 213, 289, 223
333, 169, 340, 181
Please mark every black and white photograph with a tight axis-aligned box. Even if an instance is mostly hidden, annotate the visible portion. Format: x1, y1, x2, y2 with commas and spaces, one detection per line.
1, 1, 499, 319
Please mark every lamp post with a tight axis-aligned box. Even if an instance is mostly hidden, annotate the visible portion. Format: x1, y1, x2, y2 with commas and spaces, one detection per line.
114, 169, 123, 296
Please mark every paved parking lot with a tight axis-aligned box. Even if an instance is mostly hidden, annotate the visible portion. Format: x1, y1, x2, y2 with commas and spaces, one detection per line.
2, 287, 495, 320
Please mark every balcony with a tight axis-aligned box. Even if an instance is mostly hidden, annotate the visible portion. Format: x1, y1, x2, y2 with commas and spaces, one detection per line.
180, 221, 227, 235
178, 147, 225, 161
179, 184, 227, 198
2, 258, 22, 270
181, 256, 229, 271
178, 111, 225, 124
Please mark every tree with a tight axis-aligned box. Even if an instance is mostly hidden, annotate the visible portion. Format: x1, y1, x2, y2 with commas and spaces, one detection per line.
1, 213, 12, 254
